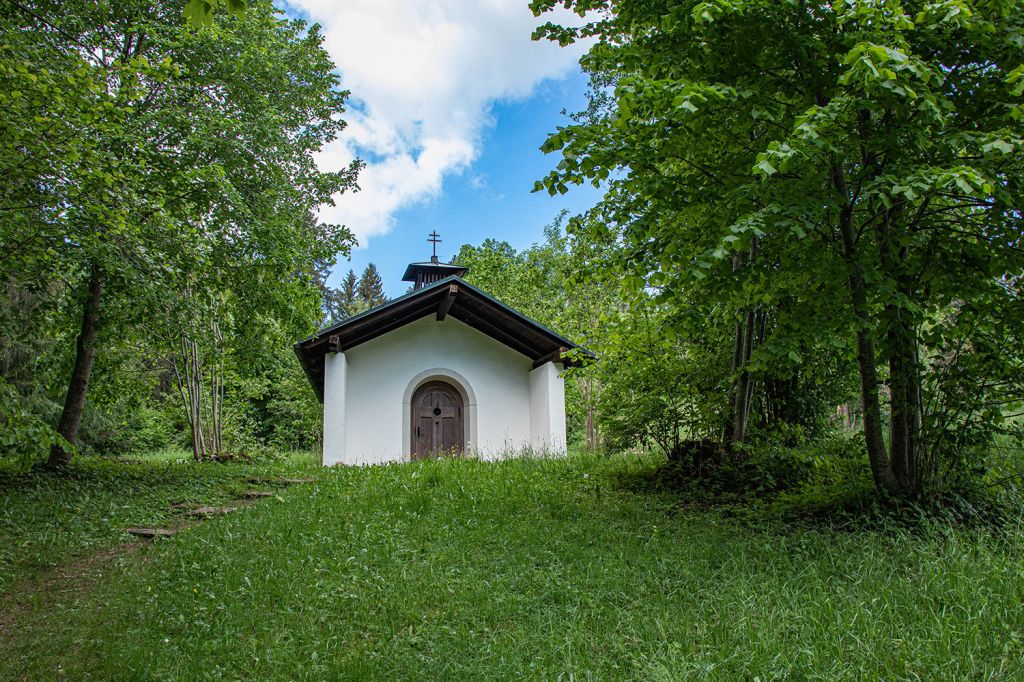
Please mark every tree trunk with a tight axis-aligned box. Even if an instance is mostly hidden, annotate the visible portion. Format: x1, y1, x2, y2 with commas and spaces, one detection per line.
207, 310, 224, 455
732, 305, 756, 445
886, 301, 922, 492
725, 239, 759, 449
583, 375, 598, 451
173, 336, 207, 461
875, 207, 923, 495
833, 163, 899, 495
46, 265, 105, 469
172, 299, 227, 462
848, 277, 896, 494
584, 403, 596, 451
723, 253, 745, 444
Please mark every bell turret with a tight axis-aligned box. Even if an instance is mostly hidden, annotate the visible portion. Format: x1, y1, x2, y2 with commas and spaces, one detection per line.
401, 231, 468, 289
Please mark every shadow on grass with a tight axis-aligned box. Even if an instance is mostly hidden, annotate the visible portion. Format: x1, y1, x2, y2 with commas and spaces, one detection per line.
607, 448, 1024, 534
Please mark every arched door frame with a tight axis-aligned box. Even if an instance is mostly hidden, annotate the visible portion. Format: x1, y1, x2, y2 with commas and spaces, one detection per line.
402, 368, 477, 460
410, 381, 464, 459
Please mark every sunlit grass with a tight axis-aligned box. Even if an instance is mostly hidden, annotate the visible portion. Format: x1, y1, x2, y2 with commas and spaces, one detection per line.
2, 452, 1023, 679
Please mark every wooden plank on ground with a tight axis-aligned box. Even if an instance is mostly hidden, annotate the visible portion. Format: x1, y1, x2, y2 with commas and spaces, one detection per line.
125, 528, 176, 539
187, 505, 236, 516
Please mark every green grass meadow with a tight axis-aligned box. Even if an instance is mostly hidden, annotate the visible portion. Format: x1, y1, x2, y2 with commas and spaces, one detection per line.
2, 451, 1023, 680
0, 449, 317, 593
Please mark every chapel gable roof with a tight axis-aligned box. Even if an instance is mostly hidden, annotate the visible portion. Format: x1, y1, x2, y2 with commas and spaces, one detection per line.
293, 276, 593, 402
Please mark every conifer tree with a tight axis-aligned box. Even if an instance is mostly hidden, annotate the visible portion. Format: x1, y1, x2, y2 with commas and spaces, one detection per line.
338, 269, 360, 318
357, 263, 387, 308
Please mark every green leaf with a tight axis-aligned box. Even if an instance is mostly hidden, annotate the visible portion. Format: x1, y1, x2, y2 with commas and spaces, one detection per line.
184, 0, 213, 27
754, 158, 776, 177
982, 139, 1013, 155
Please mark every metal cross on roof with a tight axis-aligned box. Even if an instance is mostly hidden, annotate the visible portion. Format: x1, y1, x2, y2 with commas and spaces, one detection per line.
428, 230, 442, 260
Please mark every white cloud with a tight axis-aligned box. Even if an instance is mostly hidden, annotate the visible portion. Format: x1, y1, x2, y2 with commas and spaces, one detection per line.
285, 0, 589, 246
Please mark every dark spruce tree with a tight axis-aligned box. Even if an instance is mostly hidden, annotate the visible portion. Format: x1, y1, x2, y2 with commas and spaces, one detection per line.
357, 263, 387, 308
338, 269, 360, 318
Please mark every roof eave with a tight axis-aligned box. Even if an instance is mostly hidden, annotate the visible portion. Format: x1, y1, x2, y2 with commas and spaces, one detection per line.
400, 262, 469, 282
293, 275, 594, 401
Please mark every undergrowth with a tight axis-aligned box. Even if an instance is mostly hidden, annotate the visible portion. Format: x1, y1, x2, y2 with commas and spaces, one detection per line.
615, 432, 1024, 532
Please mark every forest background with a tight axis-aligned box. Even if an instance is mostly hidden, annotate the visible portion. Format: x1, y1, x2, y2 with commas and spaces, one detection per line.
2, 0, 1023, 516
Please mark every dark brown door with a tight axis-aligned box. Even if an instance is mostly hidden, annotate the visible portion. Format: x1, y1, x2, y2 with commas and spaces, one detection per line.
412, 381, 464, 459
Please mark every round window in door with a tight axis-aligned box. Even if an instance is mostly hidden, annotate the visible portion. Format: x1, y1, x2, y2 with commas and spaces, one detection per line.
411, 381, 464, 459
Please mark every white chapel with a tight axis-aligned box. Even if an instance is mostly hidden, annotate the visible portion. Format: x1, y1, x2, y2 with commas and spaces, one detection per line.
294, 240, 591, 465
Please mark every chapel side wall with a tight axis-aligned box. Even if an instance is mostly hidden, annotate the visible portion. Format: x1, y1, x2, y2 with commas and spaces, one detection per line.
528, 361, 567, 455
339, 315, 534, 465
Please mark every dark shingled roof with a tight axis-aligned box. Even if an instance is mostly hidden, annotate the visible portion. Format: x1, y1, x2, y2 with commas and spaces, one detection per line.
293, 276, 593, 402
400, 261, 468, 282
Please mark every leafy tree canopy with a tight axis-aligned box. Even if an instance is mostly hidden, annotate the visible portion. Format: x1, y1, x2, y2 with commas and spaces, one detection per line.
533, 0, 1024, 495
0, 0, 361, 466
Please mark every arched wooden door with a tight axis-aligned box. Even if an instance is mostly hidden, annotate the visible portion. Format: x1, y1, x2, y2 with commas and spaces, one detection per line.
411, 381, 465, 459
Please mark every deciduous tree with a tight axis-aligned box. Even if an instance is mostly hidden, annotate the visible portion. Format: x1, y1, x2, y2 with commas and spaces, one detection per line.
0, 0, 360, 466
532, 0, 1024, 495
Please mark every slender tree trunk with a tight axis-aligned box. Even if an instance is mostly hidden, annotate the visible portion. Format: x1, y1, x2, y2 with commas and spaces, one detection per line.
208, 310, 224, 455
576, 373, 601, 451
191, 338, 205, 461
593, 378, 602, 450
46, 265, 105, 470
589, 385, 598, 448
723, 318, 743, 443
172, 300, 227, 462
907, 332, 922, 489
887, 323, 910, 485
584, 376, 596, 451
173, 336, 207, 461
725, 239, 759, 449
732, 305, 756, 444
887, 301, 922, 492
847, 272, 895, 494
724, 253, 745, 444
833, 163, 899, 495
876, 207, 923, 495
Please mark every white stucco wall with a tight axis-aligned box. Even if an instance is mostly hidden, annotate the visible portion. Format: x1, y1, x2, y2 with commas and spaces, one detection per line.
529, 361, 567, 454
322, 315, 567, 466
322, 352, 347, 466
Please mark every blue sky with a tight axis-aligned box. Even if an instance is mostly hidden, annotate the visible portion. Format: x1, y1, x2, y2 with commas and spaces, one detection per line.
279, 0, 600, 298
341, 71, 602, 297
